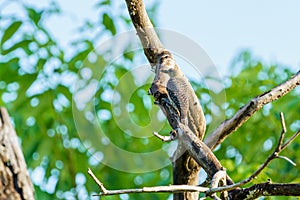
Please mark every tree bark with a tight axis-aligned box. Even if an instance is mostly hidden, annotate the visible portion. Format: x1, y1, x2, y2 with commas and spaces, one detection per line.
232, 182, 300, 200
124, 1, 207, 199
0, 107, 35, 200
124, 1, 300, 200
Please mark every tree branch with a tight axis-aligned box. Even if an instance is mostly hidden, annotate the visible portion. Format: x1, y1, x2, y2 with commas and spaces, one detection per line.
232, 182, 300, 199
176, 123, 234, 185
88, 168, 107, 194
206, 113, 300, 195
125, 0, 163, 65
205, 70, 300, 150
88, 168, 208, 196
0, 107, 35, 200
125, 2, 207, 199
121, 1, 300, 199
210, 170, 228, 200
89, 112, 300, 198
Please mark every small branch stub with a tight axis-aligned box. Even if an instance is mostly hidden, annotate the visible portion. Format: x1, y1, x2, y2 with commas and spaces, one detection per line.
153, 131, 175, 142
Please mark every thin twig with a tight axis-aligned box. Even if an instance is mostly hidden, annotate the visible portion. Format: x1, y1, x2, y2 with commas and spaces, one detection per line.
212, 195, 222, 200
207, 113, 300, 194
88, 168, 108, 194
280, 112, 287, 133
88, 168, 209, 196
281, 129, 300, 150
88, 122, 299, 198
93, 185, 208, 196
277, 112, 287, 150
277, 155, 297, 166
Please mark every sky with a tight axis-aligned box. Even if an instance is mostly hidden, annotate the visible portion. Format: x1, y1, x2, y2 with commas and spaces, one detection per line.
158, 1, 300, 73
14, 0, 300, 75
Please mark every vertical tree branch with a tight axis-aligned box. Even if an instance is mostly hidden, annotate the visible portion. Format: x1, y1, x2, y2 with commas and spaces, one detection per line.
0, 107, 35, 200
125, 0, 163, 65
125, 1, 207, 199
124, 1, 300, 200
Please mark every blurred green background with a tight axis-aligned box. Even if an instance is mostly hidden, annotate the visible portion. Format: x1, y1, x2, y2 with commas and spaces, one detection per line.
0, 0, 299, 199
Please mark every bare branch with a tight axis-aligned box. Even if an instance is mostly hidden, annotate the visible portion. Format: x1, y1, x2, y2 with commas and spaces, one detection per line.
125, 0, 163, 65
207, 114, 300, 195
88, 168, 207, 196
122, 1, 300, 199
281, 129, 300, 150
210, 170, 227, 200
89, 119, 299, 199
211, 195, 222, 200
91, 185, 208, 196
205, 70, 300, 150
125, 2, 207, 198
211, 170, 226, 189
277, 156, 297, 166
232, 182, 300, 199
277, 112, 287, 149
279, 112, 287, 133
88, 168, 108, 194
176, 123, 234, 185
87, 170, 209, 197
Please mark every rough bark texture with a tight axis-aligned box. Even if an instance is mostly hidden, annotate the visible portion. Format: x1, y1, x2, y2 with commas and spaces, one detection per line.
125, 0, 163, 66
124, 1, 207, 199
0, 107, 34, 200
177, 123, 234, 186
124, 0, 300, 199
232, 183, 300, 200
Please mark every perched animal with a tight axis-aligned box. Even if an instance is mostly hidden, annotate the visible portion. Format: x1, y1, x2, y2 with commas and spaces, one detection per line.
148, 50, 206, 140
149, 50, 207, 199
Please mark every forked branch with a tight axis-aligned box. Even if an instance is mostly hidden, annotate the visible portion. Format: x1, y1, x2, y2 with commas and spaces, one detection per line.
89, 113, 300, 199
206, 112, 300, 195
88, 0, 300, 199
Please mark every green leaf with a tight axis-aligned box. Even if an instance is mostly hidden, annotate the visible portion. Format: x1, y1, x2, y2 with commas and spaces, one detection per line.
36, 58, 47, 70
98, 0, 111, 6
1, 39, 32, 55
102, 13, 116, 35
123, 51, 135, 61
0, 58, 19, 81
0, 21, 22, 46
26, 7, 42, 25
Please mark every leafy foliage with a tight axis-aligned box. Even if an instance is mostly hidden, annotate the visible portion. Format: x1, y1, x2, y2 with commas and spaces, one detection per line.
0, 1, 299, 200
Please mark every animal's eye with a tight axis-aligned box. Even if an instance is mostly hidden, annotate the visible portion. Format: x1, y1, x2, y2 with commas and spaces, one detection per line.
162, 54, 169, 59
154, 91, 160, 98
